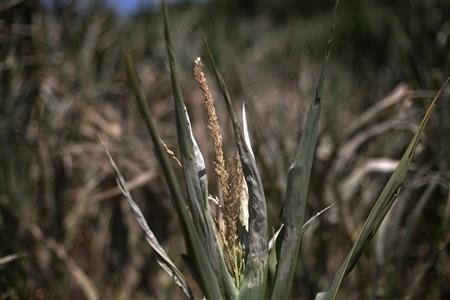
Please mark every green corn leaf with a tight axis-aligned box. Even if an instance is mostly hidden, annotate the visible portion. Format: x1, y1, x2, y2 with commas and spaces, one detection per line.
102, 142, 193, 299
301, 204, 334, 233
203, 34, 269, 300
122, 39, 225, 299
270, 101, 321, 300
270, 1, 338, 297
161, 2, 236, 298
162, 2, 207, 238
267, 204, 332, 296
315, 77, 449, 300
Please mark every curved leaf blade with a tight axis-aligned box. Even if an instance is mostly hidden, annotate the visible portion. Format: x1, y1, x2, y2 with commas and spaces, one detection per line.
102, 142, 193, 299
316, 77, 449, 300
122, 40, 225, 299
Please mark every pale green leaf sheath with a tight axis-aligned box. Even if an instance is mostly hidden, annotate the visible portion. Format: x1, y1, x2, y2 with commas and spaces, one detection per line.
203, 36, 269, 300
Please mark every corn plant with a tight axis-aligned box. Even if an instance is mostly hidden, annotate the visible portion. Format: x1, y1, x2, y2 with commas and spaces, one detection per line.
103, 1, 449, 299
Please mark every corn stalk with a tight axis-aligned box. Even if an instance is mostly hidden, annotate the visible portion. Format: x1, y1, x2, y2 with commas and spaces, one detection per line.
103, 0, 449, 298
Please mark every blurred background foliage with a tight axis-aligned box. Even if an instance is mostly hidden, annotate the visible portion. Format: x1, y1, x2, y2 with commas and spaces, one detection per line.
0, 0, 449, 299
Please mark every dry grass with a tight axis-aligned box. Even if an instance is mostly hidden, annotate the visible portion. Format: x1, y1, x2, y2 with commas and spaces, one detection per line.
1, 1, 449, 299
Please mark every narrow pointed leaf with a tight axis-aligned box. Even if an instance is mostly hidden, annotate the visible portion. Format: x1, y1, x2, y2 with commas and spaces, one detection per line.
316, 77, 449, 300
270, 1, 339, 297
267, 225, 284, 296
270, 105, 320, 299
184, 107, 208, 198
102, 143, 192, 299
123, 40, 225, 299
241, 104, 251, 231
163, 8, 207, 237
301, 204, 334, 233
161, 3, 235, 298
203, 35, 268, 299
242, 104, 255, 160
